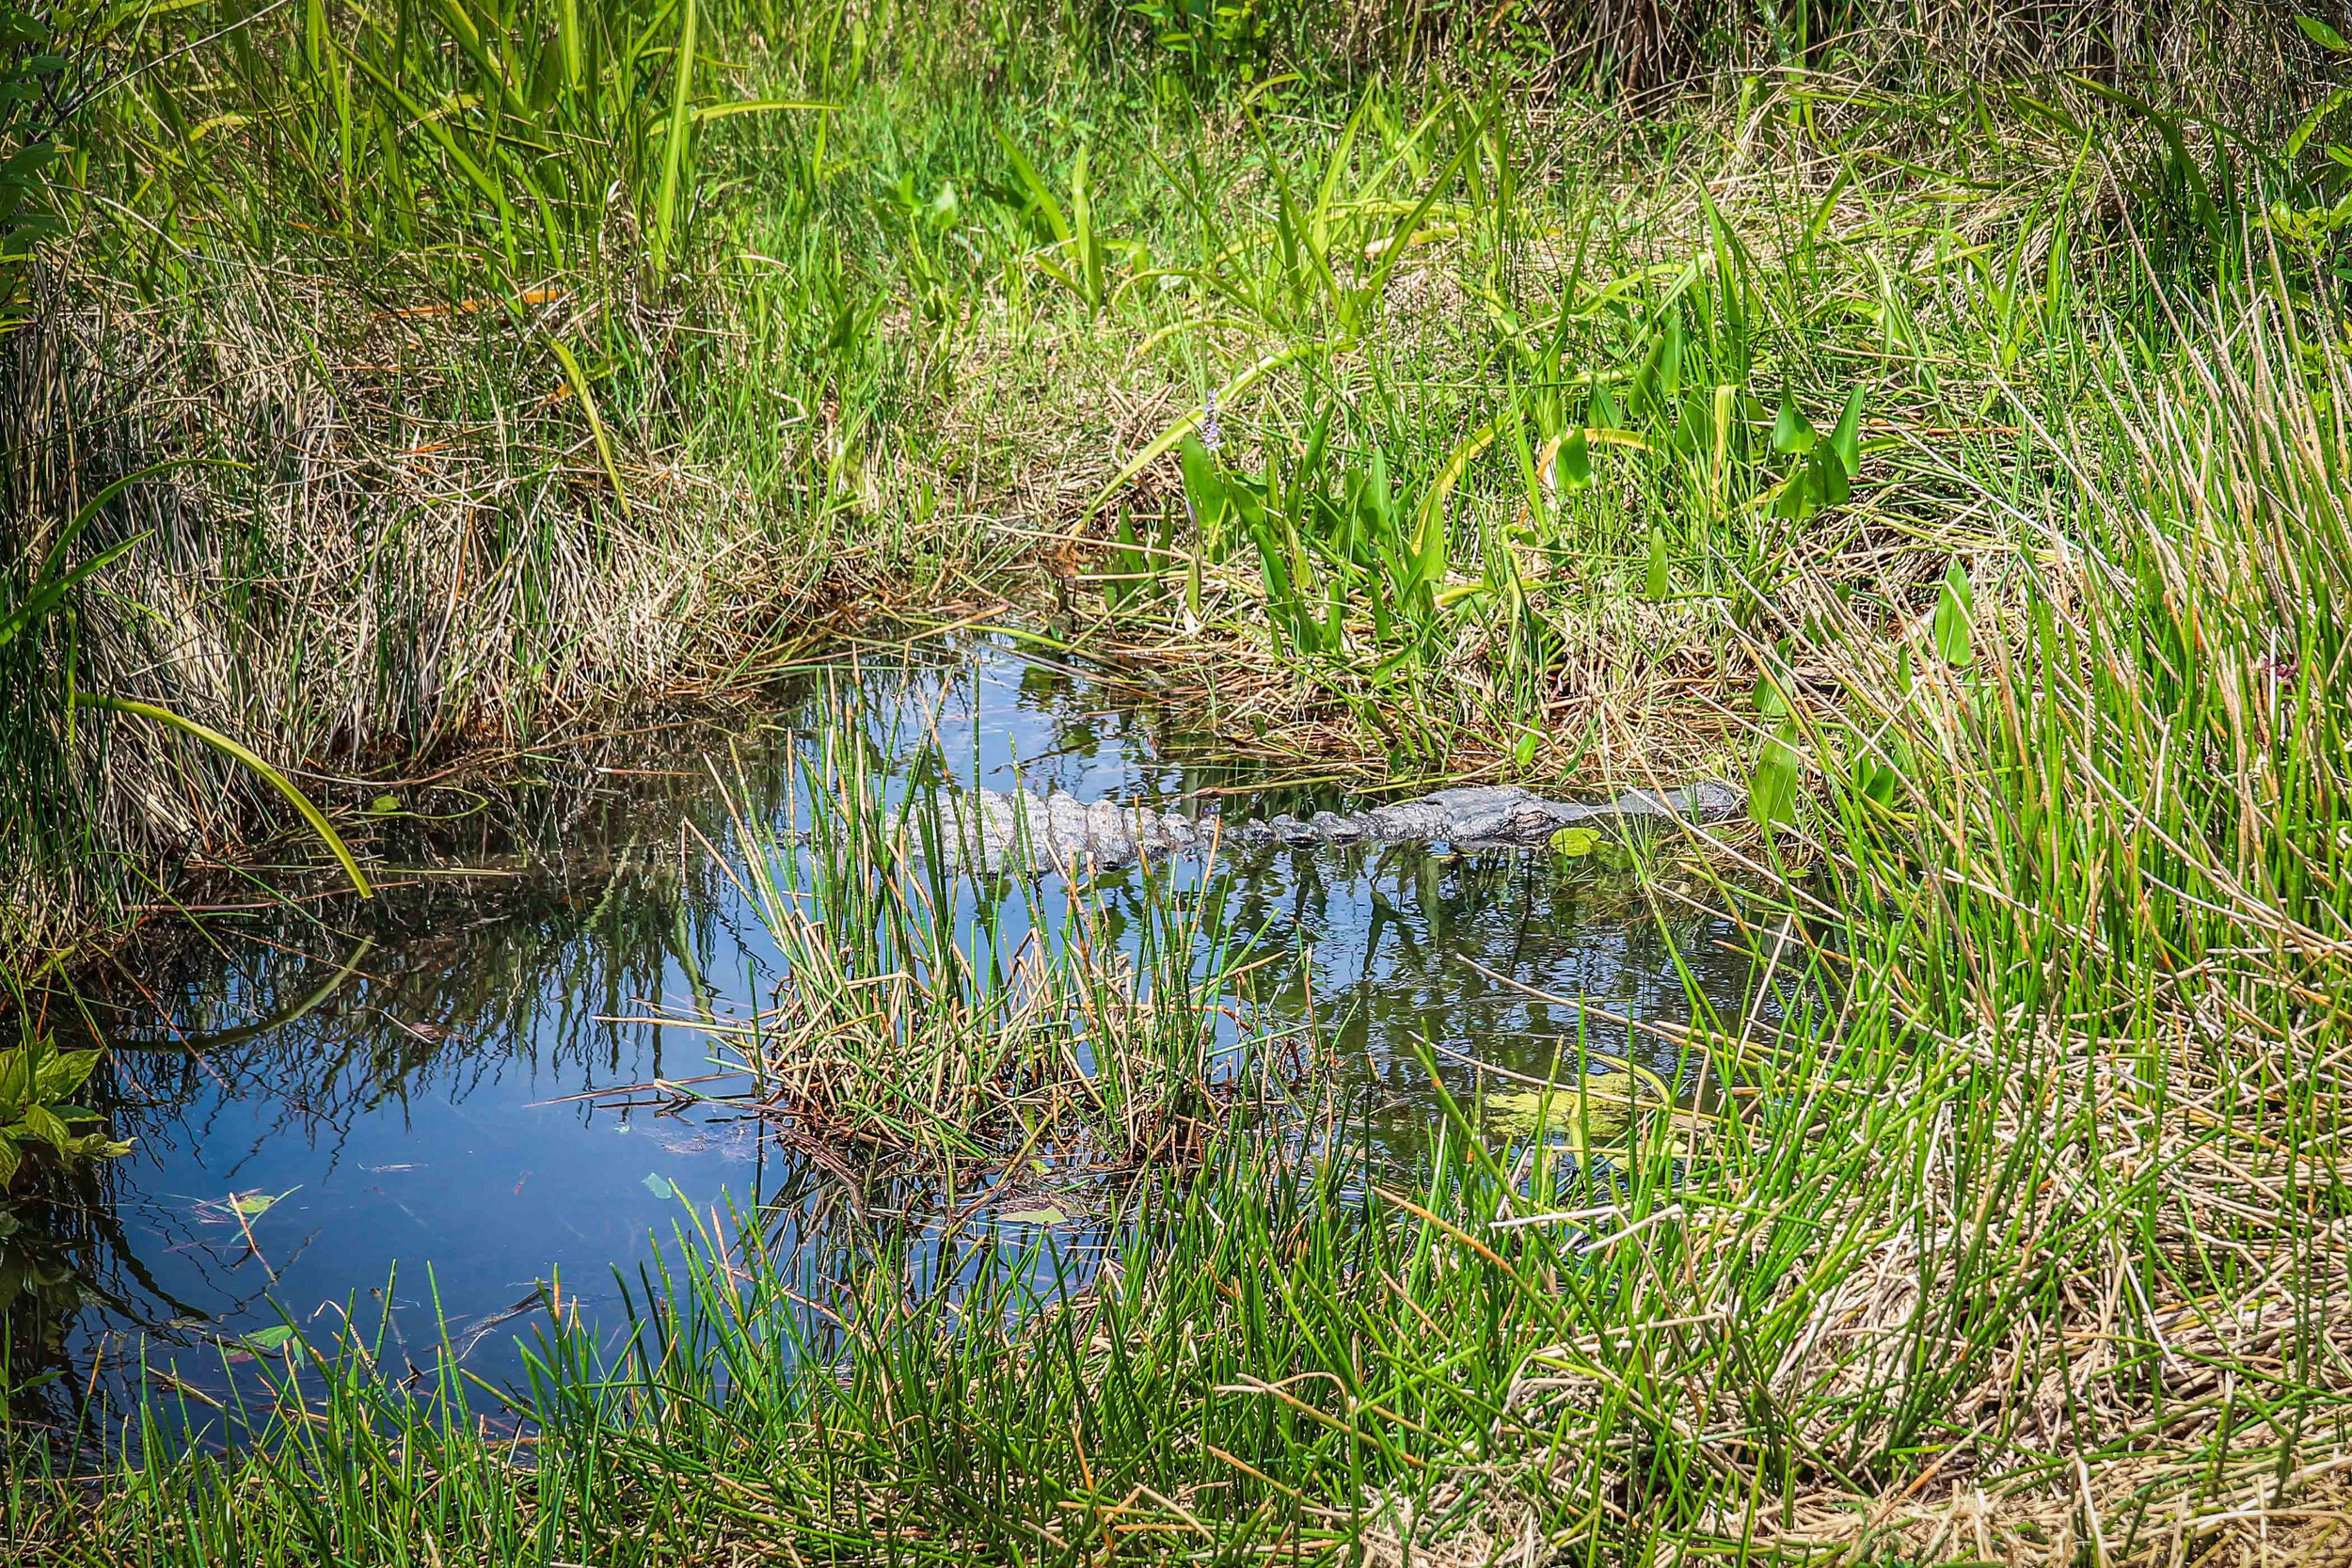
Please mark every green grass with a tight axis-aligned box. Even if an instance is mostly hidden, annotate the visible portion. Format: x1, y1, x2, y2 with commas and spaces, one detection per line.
9, 0, 2352, 1560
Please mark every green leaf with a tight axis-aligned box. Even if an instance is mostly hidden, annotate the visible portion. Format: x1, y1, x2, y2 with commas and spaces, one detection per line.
643, 1173, 676, 1199
1750, 720, 1804, 827
647, 0, 698, 283
369, 794, 402, 815
31, 1048, 97, 1101
1931, 560, 1976, 667
1828, 384, 1866, 478
1000, 1206, 1068, 1226
1853, 753, 1901, 808
2299, 14, 2352, 52
1772, 388, 1816, 455
74, 695, 373, 897
240, 1324, 299, 1354
17, 1104, 68, 1151
1808, 445, 1850, 507
1177, 434, 1227, 537
1590, 382, 1622, 431
1644, 525, 1670, 600
1559, 427, 1592, 490
231, 1186, 299, 1216
1549, 826, 1600, 858
1514, 730, 1539, 769
993, 126, 1071, 245
1772, 471, 1815, 521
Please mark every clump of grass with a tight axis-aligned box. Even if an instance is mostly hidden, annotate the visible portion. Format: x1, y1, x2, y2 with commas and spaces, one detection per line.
606, 706, 1287, 1177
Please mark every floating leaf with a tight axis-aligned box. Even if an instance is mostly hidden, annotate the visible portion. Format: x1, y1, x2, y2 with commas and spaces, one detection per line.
1931, 560, 1976, 667
239, 1324, 298, 1354
1549, 826, 1600, 858
642, 1173, 675, 1200
1000, 1206, 1068, 1226
230, 1186, 298, 1217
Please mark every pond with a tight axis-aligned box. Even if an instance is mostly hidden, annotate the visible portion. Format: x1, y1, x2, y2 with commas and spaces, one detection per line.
10, 640, 1772, 1448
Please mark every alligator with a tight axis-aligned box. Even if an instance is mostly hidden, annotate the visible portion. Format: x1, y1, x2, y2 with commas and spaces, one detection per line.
945, 781, 1743, 873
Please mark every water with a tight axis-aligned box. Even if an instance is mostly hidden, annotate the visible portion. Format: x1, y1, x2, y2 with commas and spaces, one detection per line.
10, 641, 1771, 1443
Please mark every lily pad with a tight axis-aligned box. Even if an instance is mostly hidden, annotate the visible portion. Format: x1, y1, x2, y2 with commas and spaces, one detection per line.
999, 1206, 1069, 1226
1549, 826, 1601, 859
230, 1186, 299, 1217
1486, 1073, 1654, 1142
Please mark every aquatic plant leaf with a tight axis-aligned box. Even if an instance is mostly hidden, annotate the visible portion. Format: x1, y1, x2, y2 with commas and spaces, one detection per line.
240, 1325, 298, 1354
1549, 826, 1599, 858
15, 1104, 68, 1151
1828, 384, 1867, 478
2299, 14, 2352, 52
999, 1206, 1067, 1225
1809, 445, 1850, 507
1644, 525, 1670, 600
1750, 720, 1804, 826
1772, 388, 1816, 455
231, 1186, 298, 1216
1590, 381, 1622, 431
32, 1048, 98, 1101
368, 795, 401, 814
1852, 752, 1903, 807
1560, 427, 1592, 490
73, 695, 374, 897
642, 1173, 675, 1199
1932, 560, 1976, 667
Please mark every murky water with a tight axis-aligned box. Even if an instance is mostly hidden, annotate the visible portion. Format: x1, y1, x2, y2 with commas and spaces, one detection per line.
9, 641, 1772, 1443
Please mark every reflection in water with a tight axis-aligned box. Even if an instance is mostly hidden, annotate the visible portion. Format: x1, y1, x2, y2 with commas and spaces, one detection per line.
8, 641, 1774, 1449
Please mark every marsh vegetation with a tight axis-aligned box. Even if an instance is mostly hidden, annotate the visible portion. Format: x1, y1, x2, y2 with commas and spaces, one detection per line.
7, 0, 2352, 1561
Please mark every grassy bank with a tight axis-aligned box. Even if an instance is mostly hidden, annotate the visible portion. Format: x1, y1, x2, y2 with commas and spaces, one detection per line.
10, 0, 2352, 1560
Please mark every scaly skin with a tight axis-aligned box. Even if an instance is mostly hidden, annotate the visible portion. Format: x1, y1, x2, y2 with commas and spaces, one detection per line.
945, 782, 1744, 872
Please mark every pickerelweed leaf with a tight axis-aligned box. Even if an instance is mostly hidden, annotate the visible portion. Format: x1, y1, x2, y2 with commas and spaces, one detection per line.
1772, 388, 1816, 455
1810, 446, 1851, 507
1591, 382, 1622, 431
1750, 720, 1804, 827
1560, 426, 1592, 490
2299, 14, 2352, 53
1644, 525, 1670, 600
1829, 384, 1866, 478
1932, 560, 1977, 667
